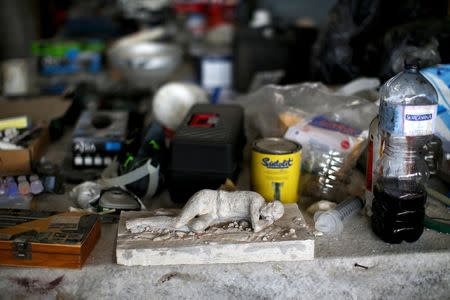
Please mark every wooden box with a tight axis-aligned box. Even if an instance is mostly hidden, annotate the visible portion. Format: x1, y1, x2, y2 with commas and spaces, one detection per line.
0, 210, 100, 269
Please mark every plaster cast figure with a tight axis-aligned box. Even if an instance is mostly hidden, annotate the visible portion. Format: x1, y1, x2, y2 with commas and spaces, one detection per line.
126, 189, 284, 234
175, 189, 284, 232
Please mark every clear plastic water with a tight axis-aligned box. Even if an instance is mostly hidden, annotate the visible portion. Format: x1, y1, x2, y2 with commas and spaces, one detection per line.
372, 63, 438, 243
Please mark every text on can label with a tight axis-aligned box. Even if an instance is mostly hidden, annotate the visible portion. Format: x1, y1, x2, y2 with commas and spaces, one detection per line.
261, 157, 293, 169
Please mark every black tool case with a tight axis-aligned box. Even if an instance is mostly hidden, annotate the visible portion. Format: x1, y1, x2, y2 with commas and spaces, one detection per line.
168, 104, 245, 203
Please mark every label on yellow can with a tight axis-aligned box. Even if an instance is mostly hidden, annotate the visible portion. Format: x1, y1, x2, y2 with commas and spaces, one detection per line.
251, 138, 302, 203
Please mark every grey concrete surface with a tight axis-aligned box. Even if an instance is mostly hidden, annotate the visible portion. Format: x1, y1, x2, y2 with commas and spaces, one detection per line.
0, 242, 449, 299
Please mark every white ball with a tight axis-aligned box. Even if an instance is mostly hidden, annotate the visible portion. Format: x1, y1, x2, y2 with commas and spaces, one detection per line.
152, 82, 208, 130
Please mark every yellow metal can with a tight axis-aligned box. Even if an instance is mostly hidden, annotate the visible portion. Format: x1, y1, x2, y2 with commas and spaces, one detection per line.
251, 138, 302, 203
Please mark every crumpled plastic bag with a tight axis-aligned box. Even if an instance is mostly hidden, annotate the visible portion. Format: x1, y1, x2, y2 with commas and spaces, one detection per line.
238, 80, 379, 141
237, 79, 379, 202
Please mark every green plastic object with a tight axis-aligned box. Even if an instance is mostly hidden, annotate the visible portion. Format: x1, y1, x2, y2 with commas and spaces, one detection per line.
424, 216, 450, 234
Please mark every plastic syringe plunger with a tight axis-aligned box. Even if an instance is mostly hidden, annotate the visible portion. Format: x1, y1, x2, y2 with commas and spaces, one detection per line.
314, 197, 364, 235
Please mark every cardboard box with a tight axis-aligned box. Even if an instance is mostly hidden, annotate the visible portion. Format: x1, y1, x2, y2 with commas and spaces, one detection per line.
0, 97, 71, 175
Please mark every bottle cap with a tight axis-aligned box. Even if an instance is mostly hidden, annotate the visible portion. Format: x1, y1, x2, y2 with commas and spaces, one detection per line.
404, 58, 420, 70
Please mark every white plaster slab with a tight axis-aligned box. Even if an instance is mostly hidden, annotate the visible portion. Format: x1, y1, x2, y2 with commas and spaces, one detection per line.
116, 204, 314, 266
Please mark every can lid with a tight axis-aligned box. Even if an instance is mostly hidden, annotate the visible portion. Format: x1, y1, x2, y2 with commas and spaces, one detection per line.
253, 138, 300, 154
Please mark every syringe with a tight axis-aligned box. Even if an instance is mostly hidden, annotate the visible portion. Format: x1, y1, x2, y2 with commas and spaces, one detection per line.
314, 196, 364, 235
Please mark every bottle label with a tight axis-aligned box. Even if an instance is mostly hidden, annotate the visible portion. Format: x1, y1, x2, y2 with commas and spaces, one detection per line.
380, 104, 437, 136
403, 105, 437, 136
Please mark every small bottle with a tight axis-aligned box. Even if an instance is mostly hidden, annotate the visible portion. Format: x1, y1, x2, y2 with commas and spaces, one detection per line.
0, 178, 6, 196
372, 61, 438, 244
29, 175, 44, 195
18, 176, 31, 195
6, 177, 18, 197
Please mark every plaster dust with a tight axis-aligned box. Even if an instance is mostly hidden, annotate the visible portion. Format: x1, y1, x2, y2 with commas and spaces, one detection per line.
117, 204, 315, 266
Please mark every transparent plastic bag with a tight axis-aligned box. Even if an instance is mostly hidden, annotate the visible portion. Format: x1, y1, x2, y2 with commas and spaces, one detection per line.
239, 82, 372, 140
238, 81, 378, 202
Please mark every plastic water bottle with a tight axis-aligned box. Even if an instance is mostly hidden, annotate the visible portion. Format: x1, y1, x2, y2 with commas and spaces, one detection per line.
314, 197, 364, 235
372, 62, 438, 244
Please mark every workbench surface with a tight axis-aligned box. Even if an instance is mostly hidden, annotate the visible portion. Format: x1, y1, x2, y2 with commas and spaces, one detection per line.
1, 130, 449, 299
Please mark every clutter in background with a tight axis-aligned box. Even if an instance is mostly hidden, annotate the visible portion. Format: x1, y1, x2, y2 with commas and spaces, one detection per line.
0, 175, 44, 210
72, 110, 128, 168
118, 0, 172, 22
195, 42, 233, 93
0, 116, 41, 151
121, 121, 167, 199
1, 59, 36, 97
0, 175, 43, 197
107, 28, 182, 90
31, 40, 104, 95
233, 7, 318, 93
421, 65, 450, 153
380, 19, 450, 79
0, 126, 43, 151
32, 40, 103, 76
70, 155, 160, 212
33, 159, 65, 194
0, 97, 71, 175
311, 0, 450, 83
